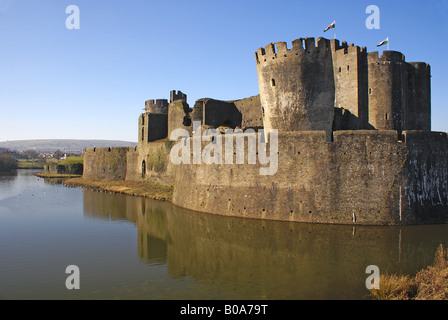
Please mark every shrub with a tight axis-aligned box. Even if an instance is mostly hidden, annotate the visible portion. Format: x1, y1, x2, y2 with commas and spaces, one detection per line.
370, 244, 448, 300
0, 152, 18, 171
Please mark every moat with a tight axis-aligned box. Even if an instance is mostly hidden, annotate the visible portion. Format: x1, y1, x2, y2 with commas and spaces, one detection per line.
1, 170, 448, 300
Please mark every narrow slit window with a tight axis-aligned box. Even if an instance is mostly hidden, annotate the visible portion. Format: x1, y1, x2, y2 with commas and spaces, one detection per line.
271, 79, 276, 87
142, 160, 146, 178
385, 113, 389, 120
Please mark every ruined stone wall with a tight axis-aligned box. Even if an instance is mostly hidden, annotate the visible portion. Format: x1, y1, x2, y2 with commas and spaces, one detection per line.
256, 37, 335, 137
145, 99, 168, 114
139, 113, 168, 144
168, 100, 193, 139
147, 113, 168, 142
189, 96, 262, 131
170, 90, 187, 103
83, 147, 129, 181
231, 95, 263, 130
195, 99, 242, 129
171, 131, 448, 225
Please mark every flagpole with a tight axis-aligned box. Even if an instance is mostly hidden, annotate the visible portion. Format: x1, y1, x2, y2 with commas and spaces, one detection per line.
334, 20, 336, 39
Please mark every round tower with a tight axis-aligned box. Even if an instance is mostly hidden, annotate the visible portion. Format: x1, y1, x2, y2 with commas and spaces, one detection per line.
255, 37, 335, 135
367, 51, 407, 131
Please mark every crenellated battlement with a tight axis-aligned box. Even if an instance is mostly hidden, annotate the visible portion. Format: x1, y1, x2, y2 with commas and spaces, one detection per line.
145, 99, 169, 114
255, 35, 430, 134
408, 62, 430, 71
255, 37, 331, 64
367, 50, 405, 63
332, 41, 367, 56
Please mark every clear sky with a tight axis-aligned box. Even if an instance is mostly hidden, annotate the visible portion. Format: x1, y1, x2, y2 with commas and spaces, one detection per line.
1, 0, 447, 142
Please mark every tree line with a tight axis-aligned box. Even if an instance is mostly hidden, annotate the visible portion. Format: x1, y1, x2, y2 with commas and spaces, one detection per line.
0, 149, 18, 171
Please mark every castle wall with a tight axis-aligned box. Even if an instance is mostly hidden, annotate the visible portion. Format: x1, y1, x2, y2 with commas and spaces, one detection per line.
83, 147, 129, 181
256, 38, 335, 137
126, 141, 176, 187
171, 131, 448, 225
406, 63, 431, 131
231, 95, 263, 130
402, 131, 448, 220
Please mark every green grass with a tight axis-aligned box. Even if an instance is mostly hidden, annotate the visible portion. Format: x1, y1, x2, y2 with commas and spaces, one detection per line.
64, 178, 173, 201
17, 159, 46, 169
58, 157, 83, 165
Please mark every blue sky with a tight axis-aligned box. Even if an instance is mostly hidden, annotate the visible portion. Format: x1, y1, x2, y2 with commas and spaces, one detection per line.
0, 0, 447, 142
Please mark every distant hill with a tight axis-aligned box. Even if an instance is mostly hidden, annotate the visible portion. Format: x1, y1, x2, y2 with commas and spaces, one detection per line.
0, 140, 138, 153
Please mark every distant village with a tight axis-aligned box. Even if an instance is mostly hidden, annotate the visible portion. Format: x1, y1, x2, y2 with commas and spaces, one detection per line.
0, 147, 82, 171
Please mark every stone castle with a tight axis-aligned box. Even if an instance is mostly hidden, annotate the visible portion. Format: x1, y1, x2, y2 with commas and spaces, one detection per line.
83, 36, 448, 226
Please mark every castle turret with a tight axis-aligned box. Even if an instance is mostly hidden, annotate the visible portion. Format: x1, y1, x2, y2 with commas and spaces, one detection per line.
140, 98, 169, 145
255, 37, 335, 137
367, 51, 407, 132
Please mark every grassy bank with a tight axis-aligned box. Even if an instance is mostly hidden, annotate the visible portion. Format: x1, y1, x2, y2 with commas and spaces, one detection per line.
64, 178, 173, 201
58, 157, 83, 165
17, 159, 47, 169
370, 244, 448, 300
35, 172, 82, 179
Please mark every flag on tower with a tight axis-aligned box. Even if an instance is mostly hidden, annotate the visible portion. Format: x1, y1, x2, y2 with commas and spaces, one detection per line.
324, 21, 335, 32
377, 37, 389, 47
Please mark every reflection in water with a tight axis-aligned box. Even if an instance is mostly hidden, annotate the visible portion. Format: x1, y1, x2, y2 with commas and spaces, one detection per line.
83, 189, 448, 300
0, 170, 18, 180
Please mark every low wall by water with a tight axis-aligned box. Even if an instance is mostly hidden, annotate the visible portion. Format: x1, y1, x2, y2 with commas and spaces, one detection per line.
172, 130, 448, 226
81, 130, 448, 226
83, 147, 129, 180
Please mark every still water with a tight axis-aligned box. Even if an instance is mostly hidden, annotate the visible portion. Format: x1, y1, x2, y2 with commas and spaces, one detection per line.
0, 170, 447, 300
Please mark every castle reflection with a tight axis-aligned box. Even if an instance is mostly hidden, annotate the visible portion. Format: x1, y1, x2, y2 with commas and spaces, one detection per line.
83, 189, 448, 299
